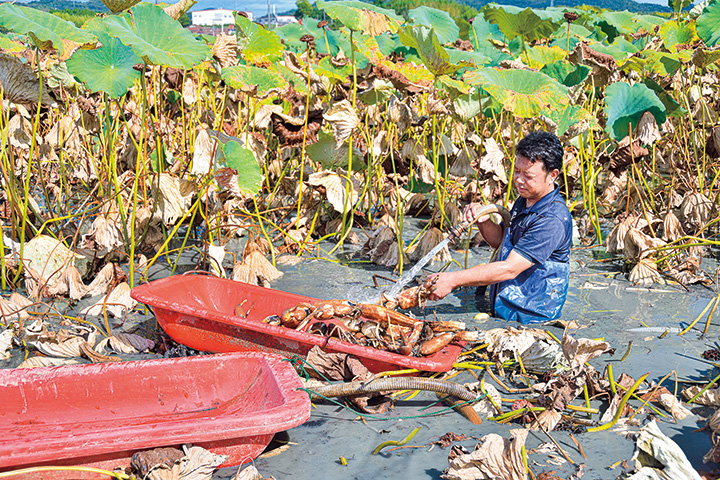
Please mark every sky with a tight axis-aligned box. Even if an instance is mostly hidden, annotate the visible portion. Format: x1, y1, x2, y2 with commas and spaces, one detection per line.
192, 0, 675, 19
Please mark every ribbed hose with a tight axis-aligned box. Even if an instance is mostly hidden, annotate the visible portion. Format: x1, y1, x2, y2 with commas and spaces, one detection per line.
311, 377, 477, 402
448, 204, 511, 240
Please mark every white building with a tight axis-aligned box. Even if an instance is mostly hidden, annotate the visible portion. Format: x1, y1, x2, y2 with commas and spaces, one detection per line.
191, 9, 252, 25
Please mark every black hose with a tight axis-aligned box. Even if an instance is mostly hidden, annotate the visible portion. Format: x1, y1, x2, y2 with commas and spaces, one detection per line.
311, 377, 477, 402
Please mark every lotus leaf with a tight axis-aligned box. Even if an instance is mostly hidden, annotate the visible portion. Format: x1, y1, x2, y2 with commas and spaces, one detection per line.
592, 38, 639, 63
222, 141, 263, 196
235, 13, 283, 66
669, 0, 692, 15
692, 47, 720, 68
306, 131, 364, 171
408, 6, 459, 45
698, 0, 720, 47
642, 78, 686, 118
315, 56, 353, 84
524, 45, 566, 69
358, 78, 394, 105
626, 51, 690, 77
483, 7, 561, 47
445, 49, 491, 70
659, 20, 698, 51
102, 3, 209, 69
275, 20, 349, 55
469, 18, 504, 49
67, 19, 141, 98
0, 32, 23, 53
604, 82, 666, 141
466, 68, 568, 118
544, 104, 597, 138
540, 61, 589, 87
451, 90, 482, 123
397, 25, 465, 77
437, 74, 470, 99
221, 64, 288, 96
316, 0, 400, 35
0, 3, 97, 60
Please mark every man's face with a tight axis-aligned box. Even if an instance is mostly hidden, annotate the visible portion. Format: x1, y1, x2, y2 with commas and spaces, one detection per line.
513, 155, 559, 204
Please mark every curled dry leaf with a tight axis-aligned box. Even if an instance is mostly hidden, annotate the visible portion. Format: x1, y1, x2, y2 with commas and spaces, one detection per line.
244, 251, 283, 286
78, 215, 125, 258
8, 113, 39, 149
657, 393, 691, 420
153, 173, 195, 226
146, 445, 228, 480
530, 409, 562, 432
0, 327, 14, 359
323, 100, 360, 147
16, 356, 79, 369
0, 295, 29, 321
484, 327, 552, 363
271, 110, 323, 147
680, 191, 714, 230
478, 138, 507, 184
30, 335, 87, 358
623, 228, 665, 263
308, 171, 359, 214
45, 264, 88, 300
86, 263, 128, 298
629, 420, 701, 479
408, 227, 451, 263
0, 53, 56, 106
212, 34, 238, 68
441, 429, 528, 480
204, 243, 227, 277
361, 225, 406, 268
682, 386, 720, 406
662, 211, 685, 242
450, 146, 477, 177
234, 465, 262, 480
465, 382, 502, 417
81, 282, 136, 318
95, 333, 155, 354
707, 409, 720, 432
635, 111, 661, 146
628, 258, 663, 285
561, 334, 613, 368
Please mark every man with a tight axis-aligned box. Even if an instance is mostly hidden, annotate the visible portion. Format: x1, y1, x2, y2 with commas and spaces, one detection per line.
427, 131, 572, 324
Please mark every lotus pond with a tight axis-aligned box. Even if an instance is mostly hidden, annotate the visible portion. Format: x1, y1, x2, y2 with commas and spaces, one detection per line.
1, 0, 720, 477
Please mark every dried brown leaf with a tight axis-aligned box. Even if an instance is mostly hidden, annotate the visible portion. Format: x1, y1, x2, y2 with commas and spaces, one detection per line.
16, 356, 79, 369
0, 53, 55, 106
95, 332, 155, 354
152, 173, 195, 225
81, 282, 136, 318
561, 335, 612, 368
441, 429, 528, 480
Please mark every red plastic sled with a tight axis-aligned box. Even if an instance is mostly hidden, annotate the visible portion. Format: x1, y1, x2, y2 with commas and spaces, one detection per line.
131, 275, 463, 373
0, 351, 310, 479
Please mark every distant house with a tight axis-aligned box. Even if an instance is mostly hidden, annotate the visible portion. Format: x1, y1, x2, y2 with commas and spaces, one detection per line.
191, 8, 252, 25
256, 13, 299, 26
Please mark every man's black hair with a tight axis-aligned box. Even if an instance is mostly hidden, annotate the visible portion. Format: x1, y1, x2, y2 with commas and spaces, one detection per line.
515, 131, 563, 173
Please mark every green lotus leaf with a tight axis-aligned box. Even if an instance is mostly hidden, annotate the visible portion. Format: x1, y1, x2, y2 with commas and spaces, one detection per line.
222, 64, 288, 94
544, 104, 597, 138
437, 74, 470, 98
445, 48, 491, 70
306, 130, 364, 171
524, 45, 566, 69
591, 39, 638, 63
659, 20, 697, 51
604, 81, 666, 141
540, 61, 589, 87
451, 90, 481, 123
397, 25, 464, 77
275, 19, 348, 55
642, 78, 686, 118
483, 7, 560, 45
597, 11, 661, 40
66, 18, 141, 98
669, 0, 692, 15
469, 18, 504, 50
316, 0, 400, 35
315, 56, 352, 84
221, 141, 263, 196
698, 0, 720, 47
235, 13, 283, 66
466, 68, 568, 118
551, 23, 593, 41
46, 62, 82, 91
408, 6, 459, 45
0, 3, 97, 59
0, 32, 24, 53
102, 3, 208, 69
358, 79, 394, 105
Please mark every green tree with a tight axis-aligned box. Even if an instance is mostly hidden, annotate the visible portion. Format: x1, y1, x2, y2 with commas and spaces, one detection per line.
179, 13, 190, 27
295, 0, 322, 20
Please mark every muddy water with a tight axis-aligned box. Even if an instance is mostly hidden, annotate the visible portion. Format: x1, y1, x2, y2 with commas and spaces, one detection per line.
234, 235, 720, 480
3, 222, 719, 479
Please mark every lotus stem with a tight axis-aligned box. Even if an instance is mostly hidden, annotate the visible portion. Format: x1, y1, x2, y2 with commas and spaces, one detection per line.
679, 297, 716, 335
372, 427, 421, 454
588, 372, 649, 433
687, 372, 720, 404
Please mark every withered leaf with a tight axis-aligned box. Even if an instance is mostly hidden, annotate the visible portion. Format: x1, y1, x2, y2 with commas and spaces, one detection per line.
271, 110, 323, 147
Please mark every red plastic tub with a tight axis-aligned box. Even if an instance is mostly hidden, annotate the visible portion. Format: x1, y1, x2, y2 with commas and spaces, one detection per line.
131, 275, 462, 373
0, 351, 310, 478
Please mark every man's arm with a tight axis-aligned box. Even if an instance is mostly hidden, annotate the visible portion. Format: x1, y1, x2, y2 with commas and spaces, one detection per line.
426, 250, 533, 300
463, 203, 504, 248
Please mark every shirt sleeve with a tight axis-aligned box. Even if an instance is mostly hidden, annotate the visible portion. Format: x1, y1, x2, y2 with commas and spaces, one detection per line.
511, 215, 566, 265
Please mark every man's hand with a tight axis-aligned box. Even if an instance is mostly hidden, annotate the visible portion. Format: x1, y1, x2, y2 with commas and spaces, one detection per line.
425, 272, 454, 301
463, 203, 491, 227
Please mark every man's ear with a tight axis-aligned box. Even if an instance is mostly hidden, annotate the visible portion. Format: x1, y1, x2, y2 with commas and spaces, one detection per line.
548, 168, 560, 182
